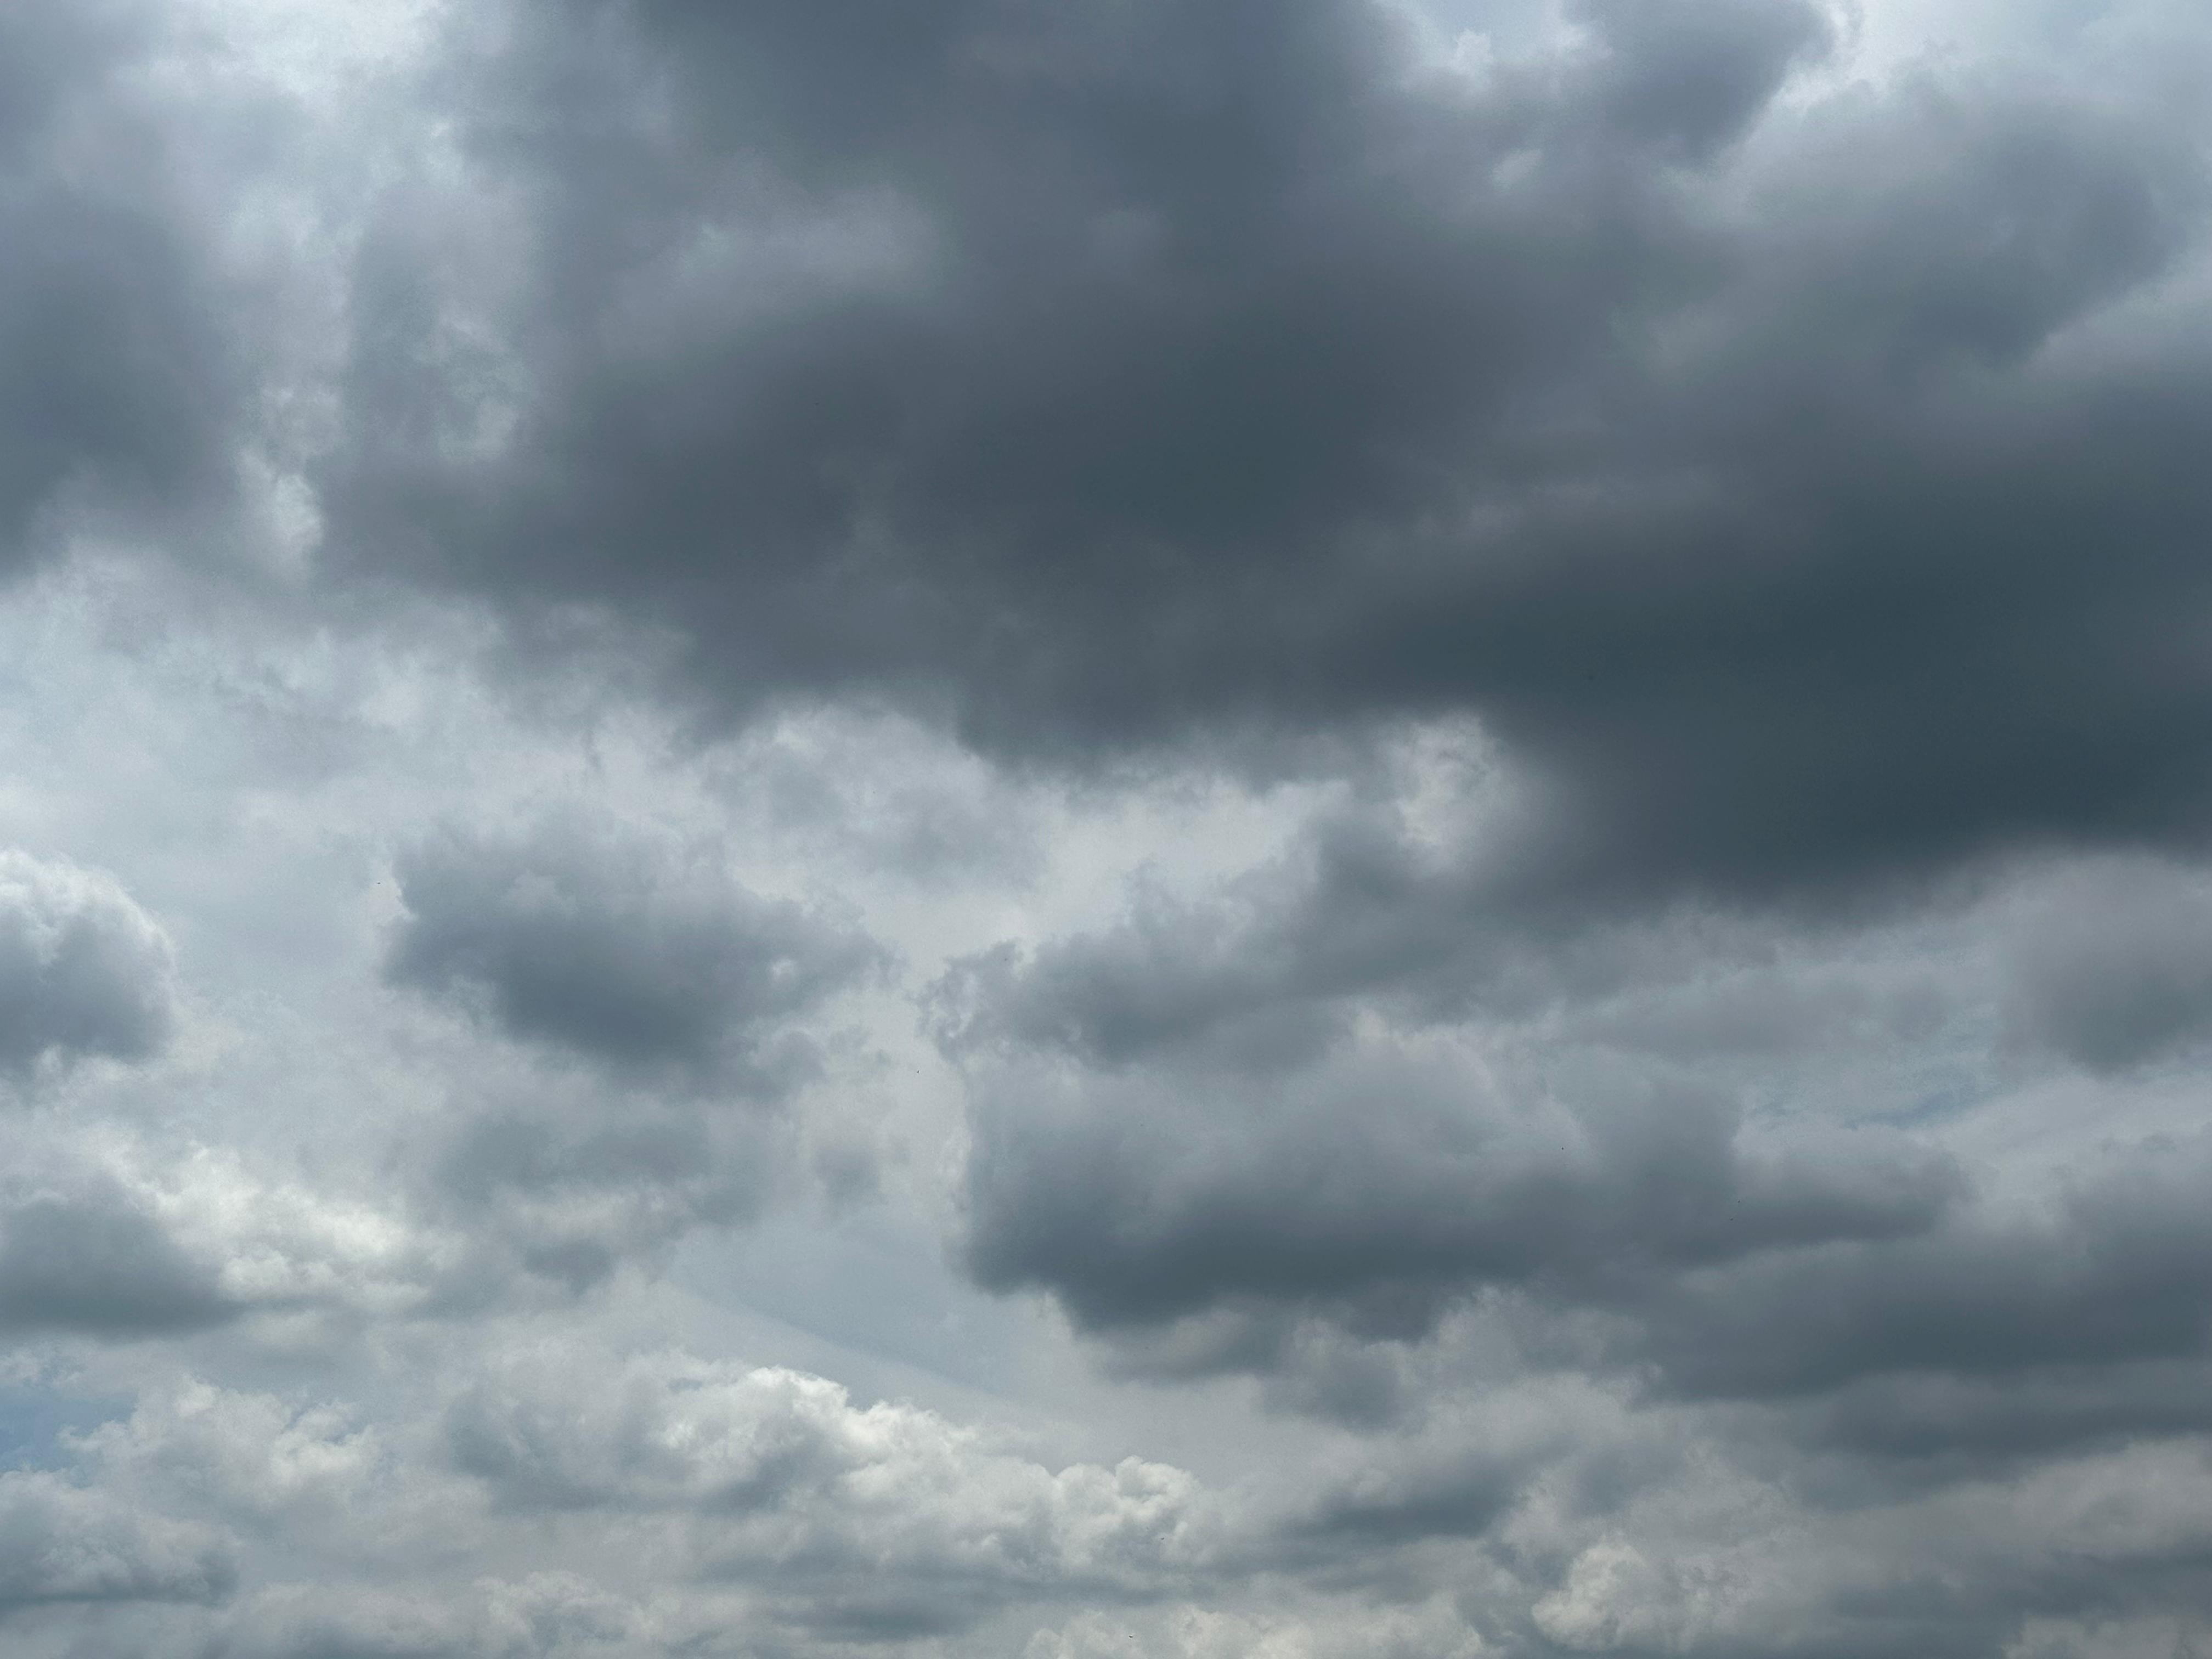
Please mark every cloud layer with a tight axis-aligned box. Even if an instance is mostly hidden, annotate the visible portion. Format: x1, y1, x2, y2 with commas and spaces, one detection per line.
2, 1, 2211, 1656
325, 0, 2212, 907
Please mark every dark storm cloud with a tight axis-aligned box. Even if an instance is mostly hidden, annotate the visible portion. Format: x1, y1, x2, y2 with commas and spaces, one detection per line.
387, 812, 881, 1086
0, 850, 176, 1080
384, 815, 887, 1297
1782, 1360, 2212, 1475
0, 2, 246, 573
925, 777, 1753, 1076
924, 744, 1973, 1392
328, 0, 2212, 902
960, 1041, 1957, 1336
1627, 1132, 2212, 1402
0, 1178, 235, 1339
934, 766, 2209, 1454
7, 1, 2212, 1651
957, 898, 2212, 1459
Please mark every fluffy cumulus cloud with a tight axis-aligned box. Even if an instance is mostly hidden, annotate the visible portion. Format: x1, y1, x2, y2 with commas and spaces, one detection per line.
321, 0, 2212, 900
444, 1346, 1221, 1640
3, 0, 2212, 1655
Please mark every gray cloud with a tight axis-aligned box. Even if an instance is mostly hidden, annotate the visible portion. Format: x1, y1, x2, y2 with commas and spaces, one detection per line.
5, 0, 2212, 1655
424, 1098, 772, 1294
0, 850, 175, 1081
960, 1037, 1957, 1339
0, 1470, 234, 1613
0, 1177, 235, 1339
208, 1577, 643, 1659
929, 766, 2212, 1489
382, 813, 887, 1297
1625, 1134, 2212, 1403
387, 812, 881, 1088
2002, 857, 2212, 1072
0, 2, 249, 576
324, 0, 2212, 909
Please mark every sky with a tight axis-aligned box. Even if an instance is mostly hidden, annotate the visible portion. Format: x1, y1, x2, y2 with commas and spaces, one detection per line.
2, 0, 2212, 1654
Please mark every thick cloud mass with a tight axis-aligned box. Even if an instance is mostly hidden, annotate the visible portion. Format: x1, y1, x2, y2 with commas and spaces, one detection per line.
961, 1039, 1958, 1335
331, 0, 2212, 902
8, 0, 2212, 1655
0, 1471, 234, 1612
388, 814, 879, 1085
0, 850, 174, 1079
2002, 857, 2212, 1071
0, 2, 249, 572
444, 1348, 1217, 1640
0, 1179, 234, 1338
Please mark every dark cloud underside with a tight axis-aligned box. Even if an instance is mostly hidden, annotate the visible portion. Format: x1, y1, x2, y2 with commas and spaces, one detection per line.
0, 2, 245, 574
387, 811, 879, 1085
328, 0, 2212, 905
0, 851, 174, 1080
0, 1182, 234, 1338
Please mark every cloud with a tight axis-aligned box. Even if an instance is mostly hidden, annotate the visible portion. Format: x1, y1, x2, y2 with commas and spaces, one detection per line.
444, 1345, 1221, 1639
1624, 1132, 2212, 1403
935, 773, 2212, 1478
321, 0, 2212, 910
0, 1176, 234, 1339
1497, 1434, 2212, 1659
0, 1, 252, 574
2002, 856, 2212, 1071
4, 0, 2212, 1655
0, 1469, 234, 1613
0, 1352, 1226, 1656
958, 1023, 1957, 1342
0, 1138, 466, 1348
420, 1087, 781, 1294
71, 1381, 391, 1527
387, 812, 881, 1087
0, 850, 175, 1081
211, 1575, 644, 1659
1029, 1597, 1490, 1659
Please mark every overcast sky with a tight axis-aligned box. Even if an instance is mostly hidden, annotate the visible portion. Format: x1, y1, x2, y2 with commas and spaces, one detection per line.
3, 1, 2212, 1655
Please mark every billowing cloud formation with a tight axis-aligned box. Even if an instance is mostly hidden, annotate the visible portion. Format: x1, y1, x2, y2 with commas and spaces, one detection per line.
943, 792, 2212, 1474
0, 1469, 233, 1613
4, 0, 2212, 1655
388, 812, 880, 1086
447, 1347, 1217, 1640
421, 1082, 781, 1294
0, 850, 174, 1080
379, 811, 889, 1293
329, 0, 2212, 906
0, 1, 252, 574
0, 1176, 233, 1338
961, 1035, 1956, 1337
